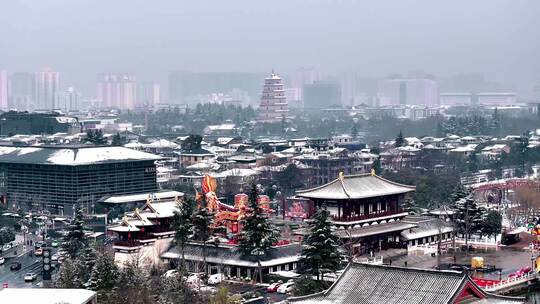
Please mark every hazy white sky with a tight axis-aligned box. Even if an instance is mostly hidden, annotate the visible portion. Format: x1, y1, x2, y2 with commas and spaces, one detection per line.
1, 0, 539, 95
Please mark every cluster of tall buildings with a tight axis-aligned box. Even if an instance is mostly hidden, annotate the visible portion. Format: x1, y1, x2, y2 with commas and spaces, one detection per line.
0, 67, 526, 112
0, 68, 68, 111
96, 73, 161, 110
0, 69, 161, 112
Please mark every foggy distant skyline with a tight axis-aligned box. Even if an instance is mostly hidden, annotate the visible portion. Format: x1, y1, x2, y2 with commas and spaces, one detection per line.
1, 0, 539, 98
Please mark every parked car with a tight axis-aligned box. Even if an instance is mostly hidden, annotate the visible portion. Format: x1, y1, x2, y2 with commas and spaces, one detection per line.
34, 241, 45, 249
163, 269, 178, 278
277, 282, 294, 294
266, 281, 283, 292
51, 240, 59, 247
34, 248, 43, 256
0, 256, 5, 265
24, 272, 37, 282
207, 273, 225, 285
198, 285, 217, 294
10, 262, 22, 271
51, 253, 60, 262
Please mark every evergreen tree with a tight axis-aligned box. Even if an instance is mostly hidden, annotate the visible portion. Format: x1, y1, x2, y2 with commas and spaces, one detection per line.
79, 246, 98, 283
452, 194, 486, 249
85, 129, 107, 145
482, 210, 502, 238
395, 130, 405, 147
87, 252, 119, 292
238, 184, 279, 284
61, 206, 88, 258
111, 132, 124, 146
183, 134, 203, 151
371, 157, 382, 175
191, 203, 214, 276
157, 271, 200, 304
351, 124, 358, 139
117, 259, 153, 303
0, 228, 15, 247
173, 198, 195, 268
55, 258, 84, 288
93, 129, 107, 145
300, 208, 341, 282
403, 198, 422, 215
85, 129, 95, 144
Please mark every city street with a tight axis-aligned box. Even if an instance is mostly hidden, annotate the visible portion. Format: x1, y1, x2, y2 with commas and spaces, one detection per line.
0, 232, 58, 290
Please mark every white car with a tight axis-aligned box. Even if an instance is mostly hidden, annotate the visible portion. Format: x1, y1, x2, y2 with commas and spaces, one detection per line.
207, 273, 225, 285
277, 282, 294, 294
163, 269, 178, 278
51, 253, 60, 262
24, 273, 38, 282
0, 257, 5, 265
198, 285, 217, 294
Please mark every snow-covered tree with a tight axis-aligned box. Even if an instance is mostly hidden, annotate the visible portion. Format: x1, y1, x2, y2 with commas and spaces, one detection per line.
403, 198, 422, 215
173, 197, 195, 268
87, 252, 119, 292
301, 208, 341, 282
61, 206, 88, 258
452, 195, 486, 249
117, 259, 153, 303
395, 130, 405, 147
55, 258, 84, 288
191, 203, 214, 276
157, 272, 201, 304
238, 184, 279, 284
79, 246, 97, 283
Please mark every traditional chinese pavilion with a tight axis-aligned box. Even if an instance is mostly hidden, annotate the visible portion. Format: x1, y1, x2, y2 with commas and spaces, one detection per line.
109, 197, 181, 254
296, 172, 416, 254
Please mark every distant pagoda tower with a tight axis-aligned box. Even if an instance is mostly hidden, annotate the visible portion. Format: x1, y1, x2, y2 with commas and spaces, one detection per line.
257, 70, 289, 122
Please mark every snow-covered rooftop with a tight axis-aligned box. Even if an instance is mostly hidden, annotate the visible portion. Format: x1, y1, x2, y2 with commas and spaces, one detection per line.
100, 191, 183, 204
145, 139, 180, 149
0, 146, 162, 165
0, 288, 96, 304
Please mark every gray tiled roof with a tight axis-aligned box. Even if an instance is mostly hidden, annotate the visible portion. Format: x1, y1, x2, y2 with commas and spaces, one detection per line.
288, 263, 524, 304
290, 263, 466, 304
334, 221, 417, 239
400, 217, 454, 241
296, 174, 415, 200
162, 242, 302, 267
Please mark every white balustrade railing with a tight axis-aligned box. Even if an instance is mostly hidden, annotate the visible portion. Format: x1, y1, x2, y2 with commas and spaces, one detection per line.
483, 272, 535, 291
355, 256, 384, 265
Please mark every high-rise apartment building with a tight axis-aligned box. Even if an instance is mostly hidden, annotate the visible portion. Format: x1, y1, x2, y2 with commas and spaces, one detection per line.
55, 87, 80, 112
378, 78, 438, 106
9, 72, 34, 111
291, 67, 321, 102
168, 71, 264, 105
534, 80, 540, 102
34, 68, 60, 110
303, 81, 342, 108
257, 71, 289, 122
138, 82, 160, 107
97, 73, 137, 110
0, 70, 8, 110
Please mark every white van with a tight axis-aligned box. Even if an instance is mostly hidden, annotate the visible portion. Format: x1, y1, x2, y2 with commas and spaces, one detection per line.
207, 273, 225, 285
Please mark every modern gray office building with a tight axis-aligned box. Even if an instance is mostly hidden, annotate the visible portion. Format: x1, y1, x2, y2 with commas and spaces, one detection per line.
0, 145, 161, 216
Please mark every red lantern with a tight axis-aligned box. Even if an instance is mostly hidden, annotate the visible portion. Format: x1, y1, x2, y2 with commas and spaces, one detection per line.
128, 232, 131, 239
